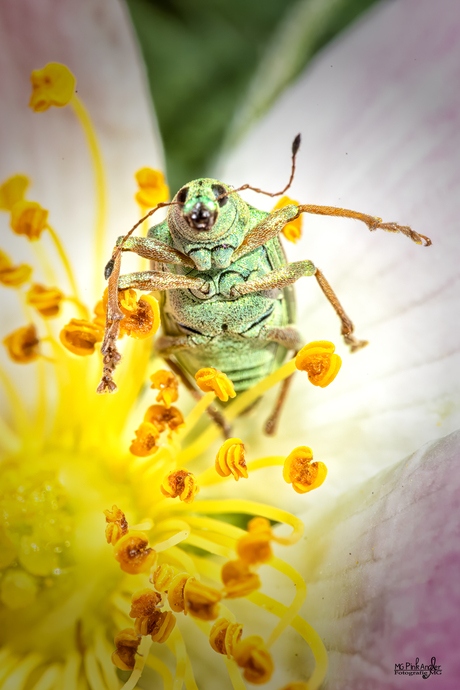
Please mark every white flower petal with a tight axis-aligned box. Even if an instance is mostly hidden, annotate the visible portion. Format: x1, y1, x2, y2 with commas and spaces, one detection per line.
217, 0, 460, 502
291, 429, 460, 689
0, 0, 164, 317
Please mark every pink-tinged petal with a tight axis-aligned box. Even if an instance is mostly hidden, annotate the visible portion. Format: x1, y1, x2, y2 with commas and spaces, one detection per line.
291, 429, 460, 689
0, 0, 164, 318
218, 0, 460, 502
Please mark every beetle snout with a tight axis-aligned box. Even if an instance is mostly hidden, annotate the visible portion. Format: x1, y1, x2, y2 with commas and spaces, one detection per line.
184, 199, 218, 231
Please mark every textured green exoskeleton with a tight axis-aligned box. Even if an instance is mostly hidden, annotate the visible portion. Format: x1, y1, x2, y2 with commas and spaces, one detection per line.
98, 160, 431, 409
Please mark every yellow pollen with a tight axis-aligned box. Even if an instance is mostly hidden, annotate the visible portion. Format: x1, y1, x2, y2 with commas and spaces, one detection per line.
29, 62, 76, 112
59, 318, 103, 356
0, 174, 29, 211
215, 437, 248, 480
10, 200, 49, 240
209, 618, 243, 658
283, 446, 327, 494
273, 196, 303, 243
295, 340, 342, 387
0, 250, 32, 287
221, 559, 261, 598
233, 635, 274, 685
113, 531, 157, 574
195, 366, 236, 401
26, 283, 64, 318
3, 324, 40, 363
129, 422, 160, 457
135, 167, 169, 209
160, 469, 199, 503
150, 369, 179, 408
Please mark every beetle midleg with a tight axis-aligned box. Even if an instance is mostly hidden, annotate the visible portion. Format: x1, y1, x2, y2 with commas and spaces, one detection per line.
314, 267, 368, 353
164, 357, 232, 439
230, 260, 315, 296
259, 325, 302, 350
118, 270, 209, 293
264, 365, 297, 437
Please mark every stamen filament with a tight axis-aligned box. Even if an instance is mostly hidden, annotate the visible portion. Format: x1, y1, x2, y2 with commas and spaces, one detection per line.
65, 295, 90, 319
95, 630, 119, 690
197, 455, 285, 487
84, 650, 106, 690
266, 557, 307, 648
0, 364, 30, 434
249, 592, 328, 690
61, 654, 80, 690
121, 636, 152, 690
155, 499, 304, 545
70, 95, 107, 296
146, 656, 174, 690
154, 530, 189, 552
45, 223, 87, 315
178, 391, 215, 438
178, 359, 297, 464
166, 546, 198, 576
167, 627, 187, 690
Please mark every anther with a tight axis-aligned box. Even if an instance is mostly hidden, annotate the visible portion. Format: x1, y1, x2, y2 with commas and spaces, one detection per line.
233, 635, 274, 685
113, 531, 157, 574
221, 559, 261, 598
283, 447, 327, 494
160, 469, 199, 504
215, 438, 248, 481
195, 367, 236, 402
103, 505, 128, 545
295, 340, 342, 387
209, 618, 243, 658
150, 370, 179, 408
111, 628, 140, 671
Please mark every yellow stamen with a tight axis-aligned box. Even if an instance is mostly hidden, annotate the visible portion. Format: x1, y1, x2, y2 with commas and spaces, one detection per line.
295, 340, 342, 387
45, 224, 85, 311
209, 618, 243, 658
195, 367, 236, 402
59, 318, 103, 356
26, 283, 64, 318
236, 529, 272, 566
113, 531, 157, 574
103, 505, 128, 545
215, 438, 248, 481
29, 63, 75, 112
135, 168, 169, 209
233, 635, 274, 685
273, 196, 302, 243
129, 422, 160, 457
150, 369, 179, 409
283, 447, 327, 494
3, 324, 40, 363
111, 629, 140, 671
221, 560, 261, 599
10, 200, 48, 240
69, 94, 107, 296
0, 250, 32, 287
0, 174, 29, 211
160, 469, 199, 504
143, 404, 185, 436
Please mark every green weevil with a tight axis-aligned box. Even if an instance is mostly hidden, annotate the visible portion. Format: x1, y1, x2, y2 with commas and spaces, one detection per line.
98, 136, 431, 433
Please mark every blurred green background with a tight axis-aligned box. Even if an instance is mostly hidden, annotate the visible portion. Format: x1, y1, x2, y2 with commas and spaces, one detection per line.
126, 0, 380, 191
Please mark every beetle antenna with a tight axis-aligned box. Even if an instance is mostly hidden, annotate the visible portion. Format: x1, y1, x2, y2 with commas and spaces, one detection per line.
217, 133, 301, 204
104, 200, 180, 279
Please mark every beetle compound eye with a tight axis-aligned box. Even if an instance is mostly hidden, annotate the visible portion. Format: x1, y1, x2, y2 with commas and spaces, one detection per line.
212, 184, 228, 208
177, 187, 189, 204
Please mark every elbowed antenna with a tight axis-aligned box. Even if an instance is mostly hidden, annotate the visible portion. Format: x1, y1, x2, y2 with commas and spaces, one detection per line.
216, 133, 302, 203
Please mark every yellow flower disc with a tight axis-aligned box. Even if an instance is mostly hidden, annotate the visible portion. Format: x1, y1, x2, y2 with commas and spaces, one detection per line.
195, 367, 236, 402
135, 168, 169, 208
273, 195, 302, 243
283, 446, 327, 494
59, 319, 103, 356
0, 175, 29, 211
295, 340, 342, 387
3, 324, 40, 363
29, 63, 76, 112
10, 200, 49, 240
26, 284, 64, 317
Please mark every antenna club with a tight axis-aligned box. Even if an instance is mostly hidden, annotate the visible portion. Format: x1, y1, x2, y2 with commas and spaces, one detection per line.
292, 133, 301, 156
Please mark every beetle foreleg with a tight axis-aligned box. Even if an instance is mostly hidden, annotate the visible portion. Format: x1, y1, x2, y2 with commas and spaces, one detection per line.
314, 267, 368, 353
116, 236, 194, 267
296, 204, 431, 246
118, 271, 209, 294
230, 260, 315, 296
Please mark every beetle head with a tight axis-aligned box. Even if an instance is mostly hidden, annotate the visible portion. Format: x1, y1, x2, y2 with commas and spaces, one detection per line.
168, 178, 244, 243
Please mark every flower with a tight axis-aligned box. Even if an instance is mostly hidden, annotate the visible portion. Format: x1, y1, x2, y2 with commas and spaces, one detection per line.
2, 1, 460, 689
